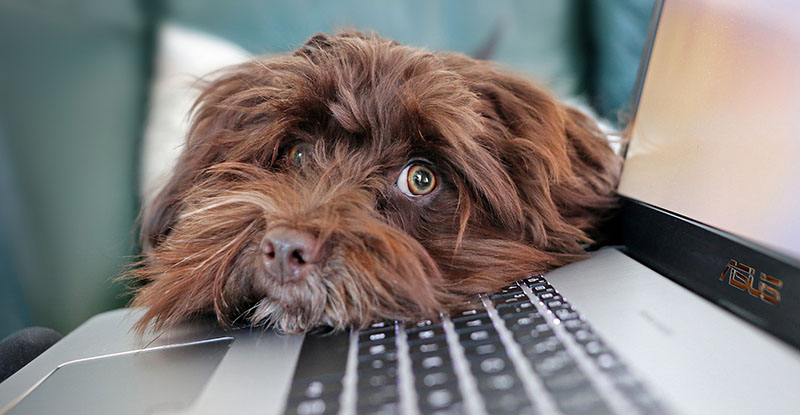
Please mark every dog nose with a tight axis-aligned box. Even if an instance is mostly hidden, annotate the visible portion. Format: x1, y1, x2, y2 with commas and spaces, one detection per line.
261, 228, 321, 282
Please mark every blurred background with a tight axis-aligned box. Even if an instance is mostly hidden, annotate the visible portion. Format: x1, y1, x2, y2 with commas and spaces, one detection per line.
0, 0, 654, 338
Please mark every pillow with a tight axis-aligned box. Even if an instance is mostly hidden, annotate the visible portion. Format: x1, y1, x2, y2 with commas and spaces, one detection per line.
140, 23, 251, 205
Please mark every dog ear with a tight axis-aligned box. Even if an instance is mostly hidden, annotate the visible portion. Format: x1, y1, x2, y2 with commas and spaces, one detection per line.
439, 53, 621, 254
295, 31, 395, 60
141, 62, 285, 249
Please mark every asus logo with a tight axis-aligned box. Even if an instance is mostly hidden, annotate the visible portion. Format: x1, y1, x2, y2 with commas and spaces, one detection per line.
720, 259, 783, 305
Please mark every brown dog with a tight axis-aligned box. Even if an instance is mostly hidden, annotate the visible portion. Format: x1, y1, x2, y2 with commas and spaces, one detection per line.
129, 32, 621, 334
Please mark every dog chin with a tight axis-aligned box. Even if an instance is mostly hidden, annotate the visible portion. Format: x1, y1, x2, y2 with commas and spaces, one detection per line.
247, 271, 330, 333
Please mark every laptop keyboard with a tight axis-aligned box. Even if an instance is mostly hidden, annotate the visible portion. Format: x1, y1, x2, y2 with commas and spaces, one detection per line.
284, 276, 669, 415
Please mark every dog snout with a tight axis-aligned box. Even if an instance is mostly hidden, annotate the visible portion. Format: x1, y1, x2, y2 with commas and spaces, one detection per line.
261, 228, 322, 283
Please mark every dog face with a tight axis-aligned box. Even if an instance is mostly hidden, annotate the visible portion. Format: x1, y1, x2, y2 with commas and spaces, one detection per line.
130, 32, 621, 333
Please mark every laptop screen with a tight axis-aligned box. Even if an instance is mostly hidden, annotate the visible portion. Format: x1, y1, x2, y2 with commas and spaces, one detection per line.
617, 0, 800, 262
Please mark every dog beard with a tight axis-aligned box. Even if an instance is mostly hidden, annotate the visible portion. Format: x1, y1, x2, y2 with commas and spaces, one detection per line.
128, 32, 621, 334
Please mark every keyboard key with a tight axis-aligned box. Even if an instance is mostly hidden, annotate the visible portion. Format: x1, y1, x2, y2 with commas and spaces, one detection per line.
406, 326, 445, 342
357, 401, 400, 415
495, 283, 524, 295
286, 398, 338, 415
477, 371, 518, 391
451, 315, 493, 331
483, 386, 536, 415
504, 313, 545, 331
495, 300, 536, 316
359, 371, 396, 389
490, 290, 527, 302
461, 341, 502, 357
458, 328, 498, 346
357, 384, 399, 409
412, 353, 450, 372
512, 323, 555, 344
542, 367, 592, 392
495, 291, 531, 304
408, 338, 449, 356
409, 318, 437, 328
551, 384, 612, 415
471, 354, 510, 375
416, 369, 458, 388
358, 327, 396, 344
359, 321, 396, 336
423, 387, 456, 408
529, 282, 551, 293
523, 275, 544, 285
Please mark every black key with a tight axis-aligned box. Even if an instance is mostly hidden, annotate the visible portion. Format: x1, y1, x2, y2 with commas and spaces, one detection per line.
358, 340, 397, 357
359, 327, 396, 344
359, 371, 397, 389
457, 327, 498, 346
494, 283, 524, 295
504, 312, 545, 331
541, 367, 592, 392
359, 321, 396, 336
358, 333, 396, 349
405, 326, 445, 342
545, 299, 564, 309
532, 350, 578, 378
470, 354, 512, 375
461, 340, 503, 358
405, 320, 443, 334
285, 398, 339, 415
418, 387, 463, 413
411, 352, 452, 372
451, 307, 487, 320
538, 291, 556, 301
357, 384, 399, 408
563, 318, 586, 332
451, 315, 493, 331
367, 321, 393, 330
583, 340, 610, 357
453, 296, 484, 310
529, 282, 552, 293
476, 370, 519, 392
357, 402, 400, 415
523, 275, 544, 285
551, 383, 612, 415
489, 288, 525, 301
408, 337, 449, 356
415, 369, 459, 388
512, 323, 555, 344
594, 352, 623, 372
495, 300, 536, 316
453, 322, 495, 336
493, 291, 531, 305
358, 352, 398, 372
573, 328, 600, 344
554, 308, 580, 321
519, 334, 564, 357
483, 386, 536, 415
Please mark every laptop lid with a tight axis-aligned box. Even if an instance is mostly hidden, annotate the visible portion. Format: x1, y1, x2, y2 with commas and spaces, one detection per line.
617, 0, 800, 348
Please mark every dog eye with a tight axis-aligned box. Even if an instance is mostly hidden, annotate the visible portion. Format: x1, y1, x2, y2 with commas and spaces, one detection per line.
288, 143, 312, 166
397, 164, 437, 196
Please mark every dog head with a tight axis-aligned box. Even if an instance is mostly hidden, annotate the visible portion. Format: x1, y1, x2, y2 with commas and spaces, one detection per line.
130, 32, 621, 333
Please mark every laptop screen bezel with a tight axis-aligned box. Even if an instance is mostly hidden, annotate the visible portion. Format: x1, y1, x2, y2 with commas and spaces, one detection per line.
619, 0, 799, 350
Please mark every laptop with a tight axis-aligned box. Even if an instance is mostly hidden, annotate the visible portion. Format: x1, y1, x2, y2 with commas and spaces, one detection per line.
2, 0, 799, 413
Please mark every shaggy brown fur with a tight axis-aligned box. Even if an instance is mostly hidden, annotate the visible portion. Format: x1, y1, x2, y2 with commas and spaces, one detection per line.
129, 32, 621, 334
